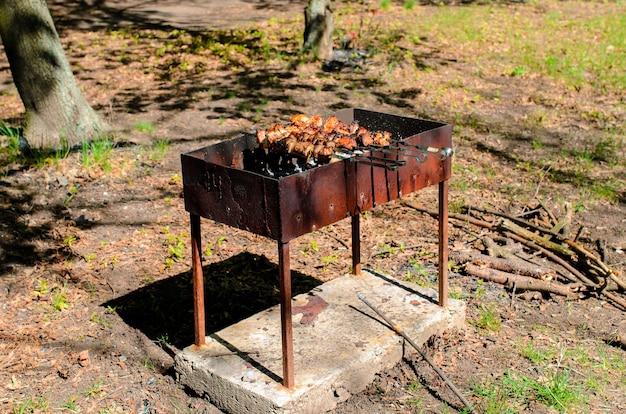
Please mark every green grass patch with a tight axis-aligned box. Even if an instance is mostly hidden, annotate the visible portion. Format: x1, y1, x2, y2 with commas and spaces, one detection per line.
0, 121, 21, 158
149, 139, 170, 162
473, 368, 582, 413
134, 120, 155, 133
81, 137, 114, 173
400, 1, 626, 94
472, 303, 502, 333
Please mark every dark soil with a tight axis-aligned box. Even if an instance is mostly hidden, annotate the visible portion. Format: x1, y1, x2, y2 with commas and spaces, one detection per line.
1, 1, 625, 413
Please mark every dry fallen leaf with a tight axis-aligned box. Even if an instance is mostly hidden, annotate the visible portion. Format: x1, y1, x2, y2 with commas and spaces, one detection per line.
77, 349, 90, 367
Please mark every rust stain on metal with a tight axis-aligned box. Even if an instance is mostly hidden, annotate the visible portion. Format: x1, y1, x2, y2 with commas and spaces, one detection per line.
292, 294, 328, 324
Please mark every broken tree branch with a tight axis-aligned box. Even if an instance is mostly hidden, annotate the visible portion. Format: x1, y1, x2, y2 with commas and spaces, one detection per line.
602, 291, 626, 312
469, 206, 620, 287
403, 200, 625, 308
464, 264, 577, 298
499, 219, 575, 258
502, 231, 598, 287
451, 251, 562, 283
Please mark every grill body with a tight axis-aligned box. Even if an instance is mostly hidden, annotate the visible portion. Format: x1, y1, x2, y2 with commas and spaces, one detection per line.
182, 108, 452, 242
181, 108, 453, 389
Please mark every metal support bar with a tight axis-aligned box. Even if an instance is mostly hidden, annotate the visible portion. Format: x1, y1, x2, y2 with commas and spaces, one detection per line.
190, 214, 206, 346
351, 214, 362, 275
278, 241, 295, 389
438, 180, 449, 308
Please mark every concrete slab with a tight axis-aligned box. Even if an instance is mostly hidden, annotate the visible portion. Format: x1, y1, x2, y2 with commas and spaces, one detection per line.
174, 269, 465, 414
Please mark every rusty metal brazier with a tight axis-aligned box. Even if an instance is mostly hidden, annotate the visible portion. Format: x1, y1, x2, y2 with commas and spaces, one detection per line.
181, 108, 453, 389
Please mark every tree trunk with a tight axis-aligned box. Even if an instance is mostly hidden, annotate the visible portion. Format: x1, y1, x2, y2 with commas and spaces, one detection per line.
0, 0, 105, 149
303, 0, 333, 60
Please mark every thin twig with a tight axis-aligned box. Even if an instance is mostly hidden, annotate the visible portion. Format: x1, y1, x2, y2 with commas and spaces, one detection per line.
533, 165, 552, 199
319, 229, 350, 250
514, 208, 543, 219
358, 294, 474, 411
602, 291, 626, 312
402, 201, 496, 230
537, 197, 558, 225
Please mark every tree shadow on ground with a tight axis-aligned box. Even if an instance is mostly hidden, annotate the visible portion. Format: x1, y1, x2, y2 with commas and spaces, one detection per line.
0, 179, 64, 276
47, 0, 310, 33
104, 251, 323, 349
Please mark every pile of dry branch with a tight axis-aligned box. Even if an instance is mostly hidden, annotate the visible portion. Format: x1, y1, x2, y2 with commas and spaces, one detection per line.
403, 200, 626, 320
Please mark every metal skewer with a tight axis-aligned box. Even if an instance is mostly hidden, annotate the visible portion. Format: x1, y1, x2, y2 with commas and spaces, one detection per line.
397, 142, 454, 161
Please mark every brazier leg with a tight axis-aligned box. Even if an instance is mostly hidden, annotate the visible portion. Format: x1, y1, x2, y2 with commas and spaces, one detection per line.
190, 213, 206, 346
351, 213, 362, 275
278, 241, 295, 389
438, 180, 449, 308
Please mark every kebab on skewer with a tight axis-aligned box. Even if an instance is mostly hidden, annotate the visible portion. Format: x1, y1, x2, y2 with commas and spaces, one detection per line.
255, 114, 392, 161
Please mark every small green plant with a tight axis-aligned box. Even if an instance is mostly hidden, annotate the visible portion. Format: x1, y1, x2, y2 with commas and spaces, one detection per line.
309, 240, 319, 252
134, 120, 155, 133
168, 236, 185, 260
518, 340, 553, 363
63, 184, 79, 207
591, 181, 619, 202
473, 279, 487, 297
449, 286, 465, 300
0, 121, 21, 160
162, 227, 187, 262
61, 396, 79, 411
81, 137, 114, 173
63, 235, 77, 249
91, 311, 110, 329
52, 283, 70, 312
511, 65, 526, 76
473, 371, 527, 414
474, 365, 582, 413
405, 256, 435, 287
473, 304, 502, 332
12, 395, 49, 414
527, 368, 579, 411
405, 397, 422, 407
62, 236, 76, 261
320, 254, 339, 271
163, 257, 175, 269
203, 242, 214, 257
85, 378, 106, 399
143, 357, 156, 371
299, 239, 319, 256
149, 139, 170, 162
156, 333, 169, 347
407, 378, 421, 393
29, 138, 72, 168
377, 242, 403, 257
32, 279, 51, 296
405, 267, 429, 287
